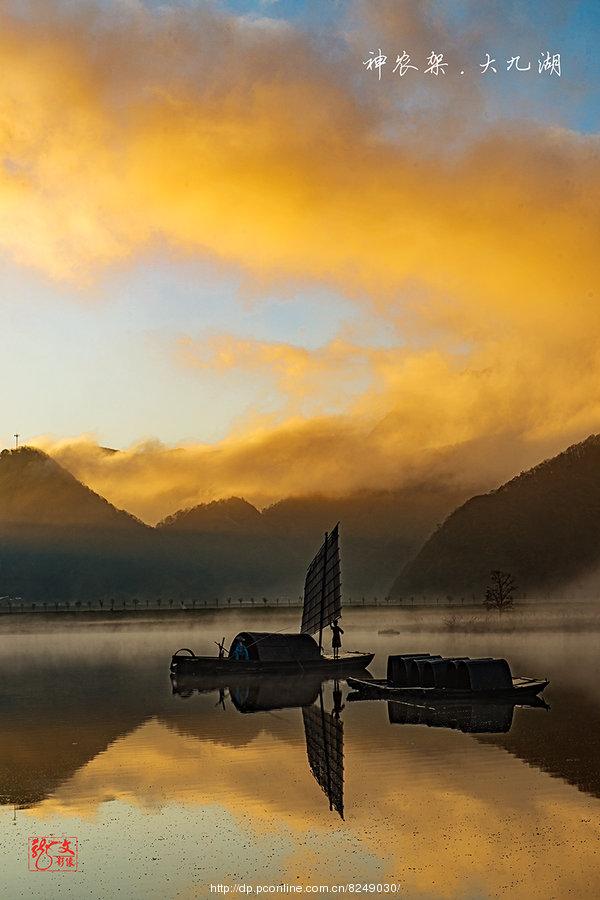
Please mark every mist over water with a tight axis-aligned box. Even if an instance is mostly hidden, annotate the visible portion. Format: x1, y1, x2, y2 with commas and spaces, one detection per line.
2, 608, 600, 899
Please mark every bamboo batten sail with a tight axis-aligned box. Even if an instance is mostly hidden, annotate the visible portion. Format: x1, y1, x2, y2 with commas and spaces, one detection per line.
301, 524, 341, 637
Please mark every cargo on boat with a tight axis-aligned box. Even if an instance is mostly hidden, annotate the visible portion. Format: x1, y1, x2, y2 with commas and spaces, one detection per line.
171, 524, 374, 677
347, 653, 548, 700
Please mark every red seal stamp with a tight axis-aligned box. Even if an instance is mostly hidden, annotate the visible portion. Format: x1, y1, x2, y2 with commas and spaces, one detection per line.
28, 837, 78, 872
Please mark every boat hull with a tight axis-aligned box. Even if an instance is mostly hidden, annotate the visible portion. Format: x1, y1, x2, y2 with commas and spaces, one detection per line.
171, 651, 374, 677
346, 675, 549, 700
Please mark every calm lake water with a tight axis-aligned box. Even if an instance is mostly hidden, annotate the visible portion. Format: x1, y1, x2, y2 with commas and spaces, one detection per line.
1, 609, 600, 899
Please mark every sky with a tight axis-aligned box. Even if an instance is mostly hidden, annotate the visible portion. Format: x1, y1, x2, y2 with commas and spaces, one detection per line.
0, 0, 598, 521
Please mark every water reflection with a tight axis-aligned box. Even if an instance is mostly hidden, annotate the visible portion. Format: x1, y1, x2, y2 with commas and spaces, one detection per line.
2, 616, 600, 898
172, 672, 345, 817
389, 695, 547, 733
171, 671, 325, 712
2, 626, 600, 809
342, 691, 548, 734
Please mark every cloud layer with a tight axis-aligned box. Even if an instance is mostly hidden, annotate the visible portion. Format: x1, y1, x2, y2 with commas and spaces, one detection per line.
1, 1, 598, 517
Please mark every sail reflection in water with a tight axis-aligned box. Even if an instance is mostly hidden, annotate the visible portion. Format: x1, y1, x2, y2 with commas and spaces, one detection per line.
303, 692, 344, 819
171, 673, 345, 818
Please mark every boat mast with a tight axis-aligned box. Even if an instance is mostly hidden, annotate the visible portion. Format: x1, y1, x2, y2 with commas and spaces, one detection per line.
318, 530, 328, 653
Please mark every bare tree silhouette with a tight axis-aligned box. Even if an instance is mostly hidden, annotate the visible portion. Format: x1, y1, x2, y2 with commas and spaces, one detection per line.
485, 570, 516, 614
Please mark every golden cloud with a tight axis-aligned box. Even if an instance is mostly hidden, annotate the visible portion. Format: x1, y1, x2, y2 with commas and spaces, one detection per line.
2, 1, 599, 515
32, 332, 600, 523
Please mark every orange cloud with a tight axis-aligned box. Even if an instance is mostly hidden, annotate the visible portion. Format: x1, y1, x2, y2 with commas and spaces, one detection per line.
0, 2, 595, 311
2, 1, 598, 517
178, 334, 377, 417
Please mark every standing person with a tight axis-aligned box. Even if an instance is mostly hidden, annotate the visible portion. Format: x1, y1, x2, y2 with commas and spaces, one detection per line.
330, 619, 344, 659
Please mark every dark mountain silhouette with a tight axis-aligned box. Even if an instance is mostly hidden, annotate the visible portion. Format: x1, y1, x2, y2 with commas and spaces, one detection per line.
159, 497, 265, 533
13, 435, 600, 603
157, 485, 468, 598
0, 446, 144, 528
156, 497, 291, 597
391, 435, 600, 599
0, 447, 201, 602
0, 446, 467, 602
29, 435, 600, 603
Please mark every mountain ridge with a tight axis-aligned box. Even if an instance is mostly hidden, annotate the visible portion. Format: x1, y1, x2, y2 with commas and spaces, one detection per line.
391, 434, 600, 599
8, 435, 600, 603
0, 446, 147, 530
0, 446, 468, 600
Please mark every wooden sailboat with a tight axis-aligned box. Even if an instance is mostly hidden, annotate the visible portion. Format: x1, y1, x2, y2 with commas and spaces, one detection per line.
170, 524, 374, 676
347, 653, 548, 700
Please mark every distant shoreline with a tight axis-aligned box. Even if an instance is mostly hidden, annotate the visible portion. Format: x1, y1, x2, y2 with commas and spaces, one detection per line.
2, 602, 600, 634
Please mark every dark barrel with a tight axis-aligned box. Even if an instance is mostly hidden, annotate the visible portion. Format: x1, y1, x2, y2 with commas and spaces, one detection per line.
387, 653, 432, 686
421, 657, 470, 688
407, 655, 443, 686
452, 658, 513, 691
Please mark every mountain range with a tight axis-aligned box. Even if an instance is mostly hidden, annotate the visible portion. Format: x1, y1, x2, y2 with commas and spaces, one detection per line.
3, 435, 600, 604
0, 446, 467, 602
